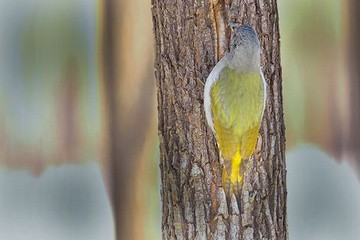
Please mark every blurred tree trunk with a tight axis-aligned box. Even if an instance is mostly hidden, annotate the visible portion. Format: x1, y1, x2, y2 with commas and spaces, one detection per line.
152, 0, 287, 239
101, 0, 156, 240
346, 0, 360, 174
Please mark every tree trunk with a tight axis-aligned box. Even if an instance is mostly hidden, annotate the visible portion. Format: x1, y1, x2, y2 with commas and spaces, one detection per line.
152, 0, 287, 239
101, 0, 156, 239
346, 0, 360, 174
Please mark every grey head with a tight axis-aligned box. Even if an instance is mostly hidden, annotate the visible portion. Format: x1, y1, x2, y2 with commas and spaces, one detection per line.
229, 23, 260, 52
227, 23, 261, 71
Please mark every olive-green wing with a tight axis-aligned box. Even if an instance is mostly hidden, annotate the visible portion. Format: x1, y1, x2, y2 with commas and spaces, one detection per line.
210, 67, 264, 159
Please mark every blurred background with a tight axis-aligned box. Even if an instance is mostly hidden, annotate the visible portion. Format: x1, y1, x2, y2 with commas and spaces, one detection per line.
0, 0, 359, 240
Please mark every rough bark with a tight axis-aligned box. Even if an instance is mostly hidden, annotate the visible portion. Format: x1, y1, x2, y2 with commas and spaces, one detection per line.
152, 0, 287, 239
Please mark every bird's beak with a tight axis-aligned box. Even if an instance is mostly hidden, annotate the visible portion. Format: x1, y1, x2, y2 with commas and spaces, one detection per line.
229, 21, 239, 31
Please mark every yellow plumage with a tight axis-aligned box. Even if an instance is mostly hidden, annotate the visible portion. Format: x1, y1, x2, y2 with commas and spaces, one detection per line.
210, 67, 264, 191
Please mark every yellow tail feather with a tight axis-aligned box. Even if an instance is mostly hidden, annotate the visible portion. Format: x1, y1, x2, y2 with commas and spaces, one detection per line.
222, 150, 243, 194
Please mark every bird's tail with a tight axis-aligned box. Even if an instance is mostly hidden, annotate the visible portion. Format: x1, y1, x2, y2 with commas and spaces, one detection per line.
221, 150, 243, 195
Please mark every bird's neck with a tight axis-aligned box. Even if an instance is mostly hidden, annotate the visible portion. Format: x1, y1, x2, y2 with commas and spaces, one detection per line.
226, 47, 260, 72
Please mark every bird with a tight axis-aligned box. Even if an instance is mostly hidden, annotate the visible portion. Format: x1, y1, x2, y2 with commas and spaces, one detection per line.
204, 23, 266, 193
